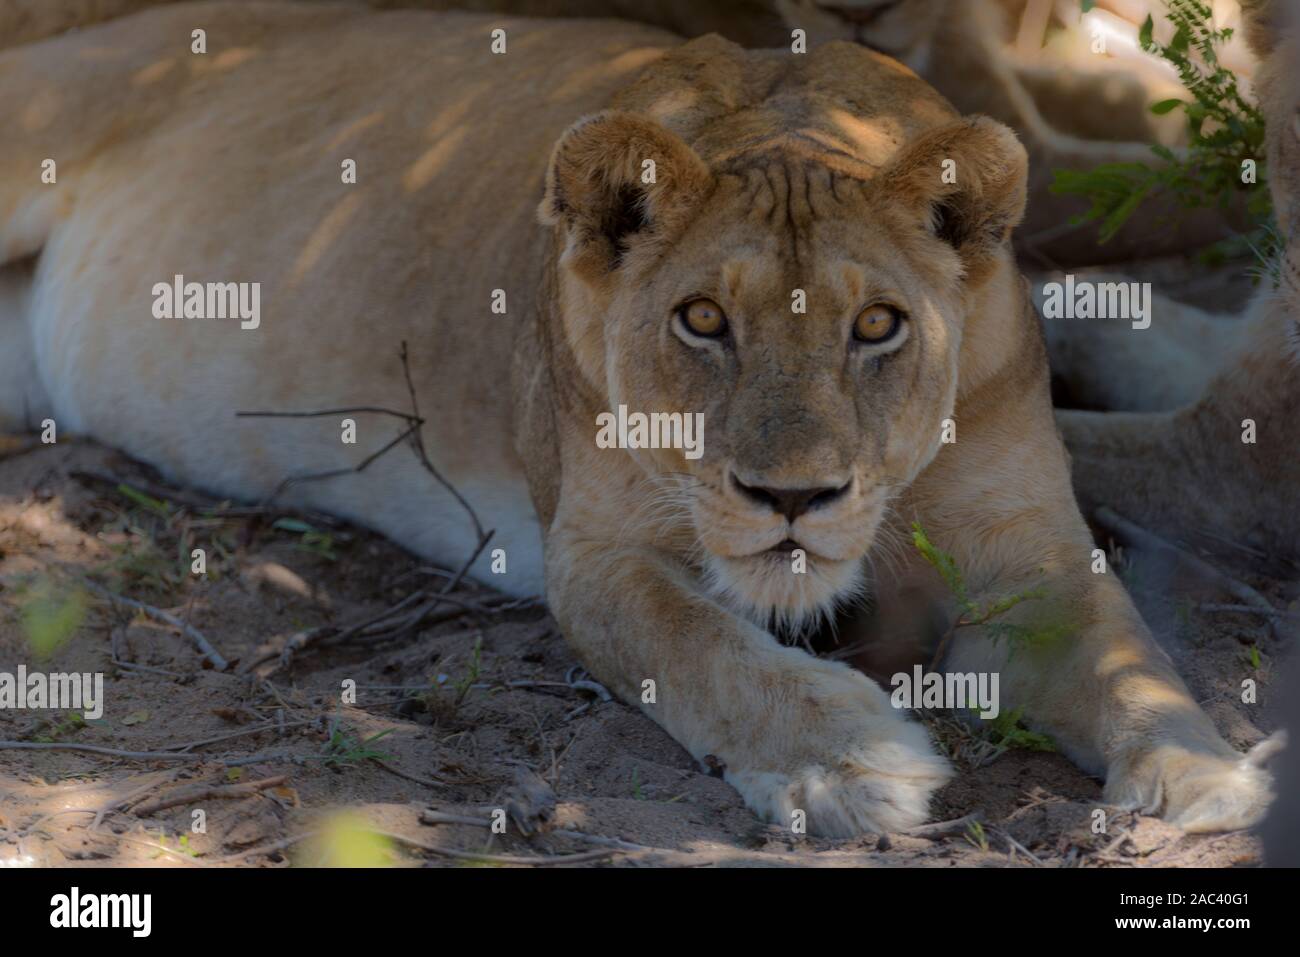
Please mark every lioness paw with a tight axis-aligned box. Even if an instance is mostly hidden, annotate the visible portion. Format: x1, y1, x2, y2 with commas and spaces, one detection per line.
1107, 739, 1278, 833
728, 721, 952, 838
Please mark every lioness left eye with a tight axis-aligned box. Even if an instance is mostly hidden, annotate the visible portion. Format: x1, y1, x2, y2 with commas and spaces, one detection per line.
853, 304, 903, 344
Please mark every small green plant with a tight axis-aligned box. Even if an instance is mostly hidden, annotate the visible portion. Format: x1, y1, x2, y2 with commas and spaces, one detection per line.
911, 523, 1070, 668
319, 726, 395, 769
99, 482, 238, 584
416, 640, 485, 725
984, 708, 1057, 753
30, 712, 86, 743
1244, 644, 1262, 670
116, 483, 173, 519
452, 636, 483, 709
19, 581, 88, 658
1053, 0, 1272, 264
99, 536, 181, 596
965, 819, 990, 852
631, 767, 646, 801
272, 517, 339, 561
147, 831, 200, 860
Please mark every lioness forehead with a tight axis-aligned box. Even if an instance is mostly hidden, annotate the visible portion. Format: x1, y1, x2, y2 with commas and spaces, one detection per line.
614, 35, 957, 172
718, 246, 898, 308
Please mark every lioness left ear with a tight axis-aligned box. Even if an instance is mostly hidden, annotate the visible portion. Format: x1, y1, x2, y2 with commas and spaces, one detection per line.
538, 110, 714, 277
881, 116, 1028, 272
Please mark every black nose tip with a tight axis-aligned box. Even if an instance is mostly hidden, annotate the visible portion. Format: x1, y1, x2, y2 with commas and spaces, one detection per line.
732, 475, 850, 522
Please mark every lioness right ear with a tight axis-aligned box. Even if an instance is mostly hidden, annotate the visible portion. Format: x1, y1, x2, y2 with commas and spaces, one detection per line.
539, 111, 714, 277
880, 116, 1028, 277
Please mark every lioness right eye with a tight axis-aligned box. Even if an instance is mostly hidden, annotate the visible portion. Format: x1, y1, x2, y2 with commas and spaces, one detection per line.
678, 299, 728, 338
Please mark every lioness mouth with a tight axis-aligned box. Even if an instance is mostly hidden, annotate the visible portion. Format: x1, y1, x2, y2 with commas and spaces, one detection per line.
769, 538, 803, 555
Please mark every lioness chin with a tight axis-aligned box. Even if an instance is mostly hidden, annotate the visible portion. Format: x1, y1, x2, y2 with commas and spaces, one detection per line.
0, 1, 1273, 836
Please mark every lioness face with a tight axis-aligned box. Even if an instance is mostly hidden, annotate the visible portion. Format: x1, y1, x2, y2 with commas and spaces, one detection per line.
603, 161, 964, 630
541, 73, 1025, 634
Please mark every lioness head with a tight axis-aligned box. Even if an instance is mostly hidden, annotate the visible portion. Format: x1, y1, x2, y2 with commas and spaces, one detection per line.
539, 37, 1026, 632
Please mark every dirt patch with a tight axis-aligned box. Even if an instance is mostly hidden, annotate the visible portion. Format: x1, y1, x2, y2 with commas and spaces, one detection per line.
0, 441, 1290, 867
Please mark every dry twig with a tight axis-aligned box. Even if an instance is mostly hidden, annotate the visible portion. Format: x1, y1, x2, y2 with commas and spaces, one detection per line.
133, 775, 287, 815
234, 341, 497, 674
81, 579, 229, 671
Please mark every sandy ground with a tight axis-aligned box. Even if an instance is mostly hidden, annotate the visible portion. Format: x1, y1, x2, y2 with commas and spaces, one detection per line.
1, 431, 1293, 868
1, 0, 1294, 873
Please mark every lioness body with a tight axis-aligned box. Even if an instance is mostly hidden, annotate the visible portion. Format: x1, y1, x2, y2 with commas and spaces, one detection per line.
0, 1, 1273, 835
0, 1, 668, 595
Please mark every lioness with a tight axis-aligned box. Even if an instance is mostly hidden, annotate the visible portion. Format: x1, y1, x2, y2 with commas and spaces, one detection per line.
1045, 0, 1300, 560
1, 0, 1222, 264
0, 1, 1274, 835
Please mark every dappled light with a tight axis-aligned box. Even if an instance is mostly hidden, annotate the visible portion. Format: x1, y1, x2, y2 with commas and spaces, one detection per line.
0, 0, 1295, 884
288, 190, 366, 286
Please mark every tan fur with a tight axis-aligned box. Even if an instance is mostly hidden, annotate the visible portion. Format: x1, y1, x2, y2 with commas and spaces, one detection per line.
0, 0, 165, 49
6, 0, 1235, 265
0, 1, 1273, 835
1050, 0, 1300, 559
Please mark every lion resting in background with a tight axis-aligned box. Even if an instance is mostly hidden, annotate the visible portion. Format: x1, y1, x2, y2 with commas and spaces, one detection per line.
1, 0, 1233, 264
0, 1, 1274, 835
1044, 0, 1300, 561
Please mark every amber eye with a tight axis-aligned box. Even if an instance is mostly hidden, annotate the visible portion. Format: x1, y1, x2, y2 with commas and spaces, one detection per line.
853, 304, 901, 343
680, 298, 728, 338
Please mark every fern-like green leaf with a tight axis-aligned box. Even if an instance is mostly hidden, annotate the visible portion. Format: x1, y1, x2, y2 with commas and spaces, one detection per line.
1053, 0, 1273, 264
910, 522, 969, 610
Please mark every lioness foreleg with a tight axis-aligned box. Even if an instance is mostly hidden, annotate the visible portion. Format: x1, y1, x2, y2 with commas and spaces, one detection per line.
948, 564, 1271, 830
914, 414, 1274, 832
544, 532, 952, 838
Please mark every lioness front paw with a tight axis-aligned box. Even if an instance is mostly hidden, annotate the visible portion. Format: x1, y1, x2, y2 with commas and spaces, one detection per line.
723, 667, 952, 838
1106, 737, 1279, 833
729, 740, 951, 838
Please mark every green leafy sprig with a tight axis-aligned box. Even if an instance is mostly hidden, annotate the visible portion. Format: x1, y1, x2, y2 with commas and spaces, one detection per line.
1052, 0, 1272, 264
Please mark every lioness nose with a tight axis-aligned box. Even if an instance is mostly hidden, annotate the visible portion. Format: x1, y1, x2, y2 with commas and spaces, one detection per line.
731, 474, 850, 522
